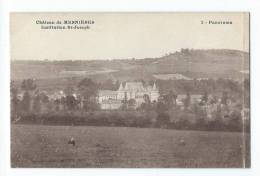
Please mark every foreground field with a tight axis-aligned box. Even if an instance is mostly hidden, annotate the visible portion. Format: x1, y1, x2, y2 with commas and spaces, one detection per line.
11, 124, 250, 168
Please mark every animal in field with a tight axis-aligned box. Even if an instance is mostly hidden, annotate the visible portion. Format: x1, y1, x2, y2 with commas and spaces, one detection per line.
179, 139, 186, 146
68, 137, 76, 146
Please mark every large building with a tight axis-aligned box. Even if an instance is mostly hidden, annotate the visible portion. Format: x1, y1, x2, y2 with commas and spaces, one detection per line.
98, 82, 160, 110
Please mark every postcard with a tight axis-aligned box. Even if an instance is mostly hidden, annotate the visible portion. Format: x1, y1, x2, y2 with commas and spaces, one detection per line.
10, 12, 250, 168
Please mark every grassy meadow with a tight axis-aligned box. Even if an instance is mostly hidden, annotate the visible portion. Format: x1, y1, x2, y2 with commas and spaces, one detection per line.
11, 124, 250, 168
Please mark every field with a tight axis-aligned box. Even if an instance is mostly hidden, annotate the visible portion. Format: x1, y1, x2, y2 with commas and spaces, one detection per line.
11, 49, 249, 91
11, 124, 250, 168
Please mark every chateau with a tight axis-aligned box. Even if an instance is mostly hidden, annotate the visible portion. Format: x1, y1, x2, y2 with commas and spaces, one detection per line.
98, 82, 160, 110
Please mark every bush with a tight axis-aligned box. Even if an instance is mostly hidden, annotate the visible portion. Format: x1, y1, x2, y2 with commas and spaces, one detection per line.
156, 112, 170, 128
13, 108, 248, 133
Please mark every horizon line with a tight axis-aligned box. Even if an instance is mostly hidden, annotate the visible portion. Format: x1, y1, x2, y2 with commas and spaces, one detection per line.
10, 48, 249, 61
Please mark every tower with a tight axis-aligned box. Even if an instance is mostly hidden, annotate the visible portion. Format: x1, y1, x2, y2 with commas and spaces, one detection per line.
117, 82, 125, 100
150, 82, 159, 102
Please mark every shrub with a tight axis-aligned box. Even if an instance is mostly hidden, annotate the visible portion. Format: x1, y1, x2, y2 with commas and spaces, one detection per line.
156, 112, 170, 128
13, 108, 247, 132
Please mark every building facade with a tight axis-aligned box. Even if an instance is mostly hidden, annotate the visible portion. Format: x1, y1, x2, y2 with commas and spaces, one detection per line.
98, 82, 159, 110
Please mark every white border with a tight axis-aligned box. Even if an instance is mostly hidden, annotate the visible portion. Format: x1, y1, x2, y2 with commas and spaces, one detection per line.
1, 0, 260, 176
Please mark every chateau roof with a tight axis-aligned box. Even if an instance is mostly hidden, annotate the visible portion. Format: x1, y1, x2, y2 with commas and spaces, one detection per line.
125, 82, 145, 91
152, 82, 157, 90
117, 81, 158, 91
118, 83, 124, 91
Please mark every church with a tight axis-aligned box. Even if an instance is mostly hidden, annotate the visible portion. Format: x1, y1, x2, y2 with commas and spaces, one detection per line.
98, 82, 160, 110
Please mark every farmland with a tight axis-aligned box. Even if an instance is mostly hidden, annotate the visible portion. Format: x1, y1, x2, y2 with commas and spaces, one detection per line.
11, 124, 250, 168
11, 49, 249, 91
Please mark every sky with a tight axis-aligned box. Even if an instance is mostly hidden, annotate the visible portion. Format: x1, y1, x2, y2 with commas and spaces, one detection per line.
10, 12, 249, 60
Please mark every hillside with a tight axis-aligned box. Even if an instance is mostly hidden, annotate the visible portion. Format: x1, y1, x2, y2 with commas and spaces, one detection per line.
11, 49, 249, 90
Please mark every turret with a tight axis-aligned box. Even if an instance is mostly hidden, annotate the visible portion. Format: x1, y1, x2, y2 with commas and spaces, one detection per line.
152, 82, 157, 90
125, 82, 129, 90
118, 82, 124, 91
117, 82, 125, 100
151, 82, 159, 102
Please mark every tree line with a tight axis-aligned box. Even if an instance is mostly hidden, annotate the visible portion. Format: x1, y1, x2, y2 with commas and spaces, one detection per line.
11, 77, 250, 132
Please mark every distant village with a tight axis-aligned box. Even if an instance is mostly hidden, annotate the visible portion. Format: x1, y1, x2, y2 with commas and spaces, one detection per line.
11, 77, 250, 126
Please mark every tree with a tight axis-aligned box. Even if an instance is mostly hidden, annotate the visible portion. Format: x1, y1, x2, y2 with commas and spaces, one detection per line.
164, 90, 177, 108
33, 94, 41, 113
114, 80, 120, 90
149, 80, 156, 86
54, 98, 61, 111
156, 112, 170, 128
78, 78, 98, 111
228, 110, 243, 131
65, 95, 78, 110
156, 100, 168, 114
78, 78, 98, 99
215, 104, 222, 120
200, 91, 208, 105
192, 103, 206, 119
39, 92, 49, 103
121, 92, 128, 110
21, 79, 37, 91
172, 92, 178, 106
102, 79, 114, 90
64, 86, 74, 96
210, 95, 218, 105
11, 81, 18, 96
141, 94, 152, 111
207, 104, 225, 131
143, 94, 151, 104
183, 92, 191, 110
181, 48, 190, 55
11, 81, 20, 119
128, 99, 136, 110
21, 91, 31, 112
60, 96, 67, 111
221, 91, 228, 105
20, 79, 37, 113
183, 83, 192, 94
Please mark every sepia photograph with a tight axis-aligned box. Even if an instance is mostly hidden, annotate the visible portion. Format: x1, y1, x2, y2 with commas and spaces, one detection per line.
10, 12, 250, 168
